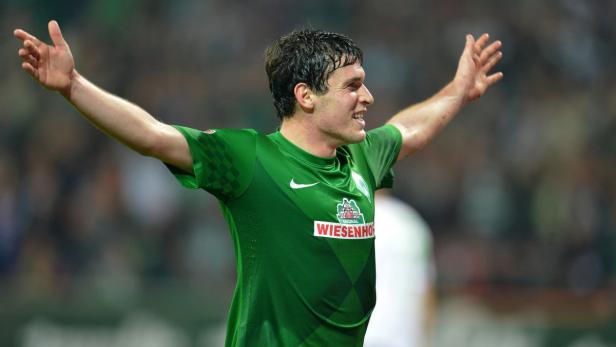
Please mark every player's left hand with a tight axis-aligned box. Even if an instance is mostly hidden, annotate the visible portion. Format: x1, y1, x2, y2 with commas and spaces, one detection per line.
454, 33, 503, 102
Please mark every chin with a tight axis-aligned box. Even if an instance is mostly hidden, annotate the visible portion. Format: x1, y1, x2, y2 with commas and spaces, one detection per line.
345, 130, 366, 144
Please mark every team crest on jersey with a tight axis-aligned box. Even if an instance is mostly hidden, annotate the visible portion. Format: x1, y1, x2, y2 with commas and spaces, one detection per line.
351, 170, 371, 201
313, 198, 374, 239
336, 198, 365, 224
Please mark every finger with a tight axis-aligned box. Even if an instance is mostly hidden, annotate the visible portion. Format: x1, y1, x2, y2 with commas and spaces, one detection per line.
486, 72, 504, 86
21, 62, 39, 79
465, 34, 477, 60
482, 51, 503, 73
24, 54, 39, 68
474, 33, 490, 52
13, 29, 41, 45
480, 40, 502, 64
473, 53, 481, 65
465, 34, 475, 50
48, 20, 67, 47
18, 49, 39, 67
24, 40, 41, 59
18, 48, 29, 58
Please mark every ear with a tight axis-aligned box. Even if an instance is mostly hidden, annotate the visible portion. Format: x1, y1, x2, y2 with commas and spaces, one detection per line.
293, 83, 315, 112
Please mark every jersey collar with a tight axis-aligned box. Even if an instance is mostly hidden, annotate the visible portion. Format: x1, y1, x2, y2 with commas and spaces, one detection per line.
269, 131, 337, 167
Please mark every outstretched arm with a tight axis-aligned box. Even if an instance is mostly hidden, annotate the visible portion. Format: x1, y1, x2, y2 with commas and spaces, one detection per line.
14, 20, 192, 172
388, 33, 503, 160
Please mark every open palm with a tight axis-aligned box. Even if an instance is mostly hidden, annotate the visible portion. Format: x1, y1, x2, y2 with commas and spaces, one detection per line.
14, 20, 75, 94
455, 33, 503, 102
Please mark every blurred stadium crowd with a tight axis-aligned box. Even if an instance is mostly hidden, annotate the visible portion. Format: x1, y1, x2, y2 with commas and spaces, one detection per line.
0, 0, 615, 346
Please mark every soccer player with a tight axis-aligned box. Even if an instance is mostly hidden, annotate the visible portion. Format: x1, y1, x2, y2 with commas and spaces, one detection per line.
14, 20, 502, 346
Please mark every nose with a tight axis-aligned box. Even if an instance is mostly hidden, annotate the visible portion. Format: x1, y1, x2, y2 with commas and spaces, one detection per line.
359, 84, 374, 105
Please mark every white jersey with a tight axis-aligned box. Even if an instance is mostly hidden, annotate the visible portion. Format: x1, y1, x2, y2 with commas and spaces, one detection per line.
364, 194, 434, 347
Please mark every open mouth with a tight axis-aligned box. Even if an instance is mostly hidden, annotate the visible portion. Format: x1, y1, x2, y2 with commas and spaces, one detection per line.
352, 112, 366, 127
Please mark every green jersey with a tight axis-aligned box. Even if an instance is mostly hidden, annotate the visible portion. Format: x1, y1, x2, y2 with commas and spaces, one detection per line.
167, 124, 402, 346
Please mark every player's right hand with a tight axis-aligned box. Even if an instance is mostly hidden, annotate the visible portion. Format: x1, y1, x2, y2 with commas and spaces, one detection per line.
14, 20, 75, 95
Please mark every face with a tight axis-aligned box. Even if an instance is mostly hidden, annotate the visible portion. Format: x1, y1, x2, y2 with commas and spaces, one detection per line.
312, 62, 374, 145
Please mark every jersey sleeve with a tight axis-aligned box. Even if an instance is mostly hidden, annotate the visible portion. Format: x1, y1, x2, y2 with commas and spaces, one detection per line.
165, 126, 257, 201
359, 124, 403, 189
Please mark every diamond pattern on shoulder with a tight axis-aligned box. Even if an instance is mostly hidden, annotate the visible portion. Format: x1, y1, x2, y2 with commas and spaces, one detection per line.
199, 132, 241, 197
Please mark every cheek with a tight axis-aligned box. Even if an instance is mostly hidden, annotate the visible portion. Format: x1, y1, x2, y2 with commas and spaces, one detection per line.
348, 92, 359, 106
333, 91, 358, 109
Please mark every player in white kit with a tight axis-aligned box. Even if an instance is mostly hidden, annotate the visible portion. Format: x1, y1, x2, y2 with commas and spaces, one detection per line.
365, 191, 436, 347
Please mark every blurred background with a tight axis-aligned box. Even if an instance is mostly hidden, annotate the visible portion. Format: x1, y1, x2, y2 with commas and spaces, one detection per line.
1, 0, 615, 346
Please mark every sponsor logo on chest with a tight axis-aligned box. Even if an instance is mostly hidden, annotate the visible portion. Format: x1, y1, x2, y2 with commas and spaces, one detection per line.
314, 198, 374, 239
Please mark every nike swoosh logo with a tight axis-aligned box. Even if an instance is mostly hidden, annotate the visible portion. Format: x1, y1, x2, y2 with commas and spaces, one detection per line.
290, 179, 319, 189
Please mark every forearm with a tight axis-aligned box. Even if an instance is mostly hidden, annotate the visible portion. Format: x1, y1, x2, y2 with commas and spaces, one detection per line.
61, 70, 164, 156
14, 22, 190, 167
387, 79, 467, 158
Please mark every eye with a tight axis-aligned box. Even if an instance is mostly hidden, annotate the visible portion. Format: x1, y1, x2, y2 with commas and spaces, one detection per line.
348, 82, 361, 91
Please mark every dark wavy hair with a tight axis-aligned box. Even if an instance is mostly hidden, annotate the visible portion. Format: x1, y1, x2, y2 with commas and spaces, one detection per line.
265, 29, 363, 119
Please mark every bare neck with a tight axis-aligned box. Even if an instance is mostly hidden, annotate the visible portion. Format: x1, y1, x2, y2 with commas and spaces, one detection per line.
279, 116, 338, 158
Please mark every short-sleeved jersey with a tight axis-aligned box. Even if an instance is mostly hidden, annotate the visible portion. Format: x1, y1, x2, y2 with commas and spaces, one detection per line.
166, 125, 402, 347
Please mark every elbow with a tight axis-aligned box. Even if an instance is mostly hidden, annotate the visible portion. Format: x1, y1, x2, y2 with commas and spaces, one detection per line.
135, 141, 158, 157
411, 129, 431, 152
400, 127, 431, 158
133, 126, 164, 158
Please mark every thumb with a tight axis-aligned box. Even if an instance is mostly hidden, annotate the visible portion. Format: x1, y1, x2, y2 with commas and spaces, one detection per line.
48, 20, 67, 47
465, 34, 475, 49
